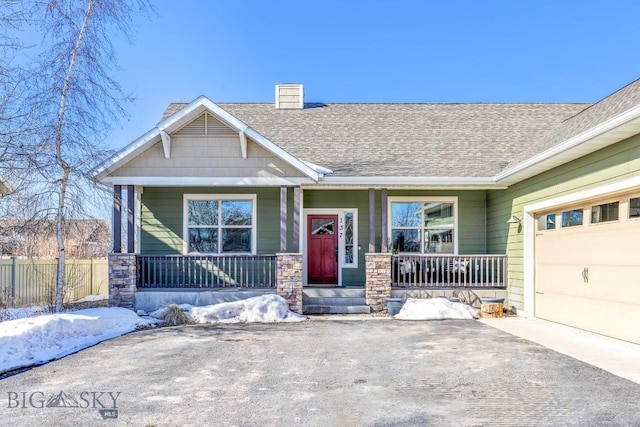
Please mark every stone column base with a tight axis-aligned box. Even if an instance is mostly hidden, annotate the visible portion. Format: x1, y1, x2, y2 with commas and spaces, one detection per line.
108, 253, 137, 310
365, 253, 392, 312
276, 253, 303, 314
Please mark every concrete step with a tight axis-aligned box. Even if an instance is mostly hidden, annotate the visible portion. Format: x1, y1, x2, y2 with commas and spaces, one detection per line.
302, 288, 365, 298
304, 305, 371, 315
302, 297, 367, 306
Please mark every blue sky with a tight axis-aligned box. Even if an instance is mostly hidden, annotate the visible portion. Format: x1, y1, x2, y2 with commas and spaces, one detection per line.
109, 0, 640, 147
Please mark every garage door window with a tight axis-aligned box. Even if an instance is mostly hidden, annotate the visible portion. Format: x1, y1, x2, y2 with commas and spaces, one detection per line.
591, 202, 618, 223
561, 209, 583, 227
537, 213, 556, 230
630, 197, 640, 219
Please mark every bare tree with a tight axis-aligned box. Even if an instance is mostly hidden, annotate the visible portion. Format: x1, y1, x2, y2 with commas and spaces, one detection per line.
1, 0, 151, 311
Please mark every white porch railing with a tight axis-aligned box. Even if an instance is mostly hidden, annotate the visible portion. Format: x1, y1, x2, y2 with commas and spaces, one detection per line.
392, 254, 507, 288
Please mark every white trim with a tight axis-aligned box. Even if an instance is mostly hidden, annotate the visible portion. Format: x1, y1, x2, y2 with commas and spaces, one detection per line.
160, 130, 171, 159
319, 176, 503, 188
302, 208, 359, 286
522, 175, 640, 318
495, 105, 640, 185
93, 95, 321, 181
103, 177, 316, 186
135, 186, 142, 253
239, 130, 247, 159
183, 194, 257, 255
387, 196, 459, 254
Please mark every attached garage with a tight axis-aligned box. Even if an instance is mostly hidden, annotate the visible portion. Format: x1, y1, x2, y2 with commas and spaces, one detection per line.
533, 192, 640, 344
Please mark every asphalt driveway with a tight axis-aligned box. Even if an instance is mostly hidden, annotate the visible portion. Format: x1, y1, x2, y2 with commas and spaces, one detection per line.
1, 318, 639, 426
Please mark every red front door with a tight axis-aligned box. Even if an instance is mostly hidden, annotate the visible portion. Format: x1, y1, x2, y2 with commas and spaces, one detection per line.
307, 215, 339, 285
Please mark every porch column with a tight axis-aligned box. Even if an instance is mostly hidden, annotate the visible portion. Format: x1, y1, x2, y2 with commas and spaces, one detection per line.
276, 253, 303, 314
365, 253, 392, 312
368, 188, 375, 252
381, 188, 388, 253
280, 186, 287, 252
293, 186, 300, 252
127, 185, 135, 254
112, 185, 122, 253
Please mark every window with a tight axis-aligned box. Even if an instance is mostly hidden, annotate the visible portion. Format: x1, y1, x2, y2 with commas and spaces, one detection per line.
390, 198, 456, 253
561, 209, 583, 227
184, 195, 256, 254
630, 197, 640, 219
591, 202, 619, 223
537, 213, 556, 230
341, 212, 355, 266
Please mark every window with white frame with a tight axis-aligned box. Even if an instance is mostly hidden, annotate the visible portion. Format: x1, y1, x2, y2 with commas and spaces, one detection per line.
184, 195, 256, 254
340, 211, 356, 267
389, 198, 456, 253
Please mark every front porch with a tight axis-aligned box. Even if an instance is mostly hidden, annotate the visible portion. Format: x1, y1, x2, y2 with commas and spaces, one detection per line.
109, 252, 507, 314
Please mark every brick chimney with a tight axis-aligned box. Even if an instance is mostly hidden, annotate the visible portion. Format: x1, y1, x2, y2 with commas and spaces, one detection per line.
275, 84, 304, 109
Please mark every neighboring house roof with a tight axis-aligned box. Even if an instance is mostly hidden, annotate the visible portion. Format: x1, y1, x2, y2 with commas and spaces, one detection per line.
0, 219, 110, 258
98, 77, 640, 188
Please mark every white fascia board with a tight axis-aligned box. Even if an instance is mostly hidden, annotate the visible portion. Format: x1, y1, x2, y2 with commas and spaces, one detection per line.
301, 160, 333, 177
102, 176, 316, 187
96, 95, 320, 182
317, 176, 505, 188
93, 127, 162, 181
166, 97, 319, 180
494, 104, 640, 185
241, 126, 319, 180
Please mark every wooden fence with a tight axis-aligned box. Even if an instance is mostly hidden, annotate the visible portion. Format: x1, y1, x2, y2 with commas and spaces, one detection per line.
0, 258, 108, 308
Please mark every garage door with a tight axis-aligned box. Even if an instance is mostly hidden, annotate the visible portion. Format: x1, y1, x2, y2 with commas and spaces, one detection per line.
534, 194, 640, 344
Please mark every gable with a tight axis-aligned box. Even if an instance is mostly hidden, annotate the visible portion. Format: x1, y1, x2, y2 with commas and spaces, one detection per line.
109, 113, 306, 179
173, 112, 238, 137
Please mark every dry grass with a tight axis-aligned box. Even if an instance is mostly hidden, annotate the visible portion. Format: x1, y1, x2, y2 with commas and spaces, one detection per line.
162, 304, 192, 326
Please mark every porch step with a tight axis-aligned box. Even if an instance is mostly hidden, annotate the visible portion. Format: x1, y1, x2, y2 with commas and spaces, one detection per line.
302, 288, 365, 298
302, 288, 370, 315
304, 305, 371, 315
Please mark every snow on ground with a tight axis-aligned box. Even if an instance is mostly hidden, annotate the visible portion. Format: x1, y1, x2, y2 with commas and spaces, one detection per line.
74, 293, 108, 303
394, 298, 479, 320
0, 294, 305, 374
0, 308, 151, 374
149, 294, 306, 324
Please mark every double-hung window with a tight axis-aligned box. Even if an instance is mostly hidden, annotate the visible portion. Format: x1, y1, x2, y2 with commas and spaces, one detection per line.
184, 194, 256, 254
389, 197, 457, 254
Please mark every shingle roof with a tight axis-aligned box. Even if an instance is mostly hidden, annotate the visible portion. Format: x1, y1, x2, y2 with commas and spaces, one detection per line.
505, 77, 640, 171
162, 102, 587, 178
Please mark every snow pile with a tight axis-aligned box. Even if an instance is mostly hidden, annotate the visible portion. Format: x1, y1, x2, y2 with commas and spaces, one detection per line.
395, 298, 479, 320
0, 307, 151, 374
0, 305, 52, 322
150, 294, 306, 324
74, 294, 108, 303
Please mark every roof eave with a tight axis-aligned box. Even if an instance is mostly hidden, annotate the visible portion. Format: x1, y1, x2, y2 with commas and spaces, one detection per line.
94, 96, 321, 183
494, 104, 640, 186
317, 176, 505, 189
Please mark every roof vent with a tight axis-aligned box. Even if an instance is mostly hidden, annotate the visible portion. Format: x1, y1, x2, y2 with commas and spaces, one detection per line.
275, 84, 304, 109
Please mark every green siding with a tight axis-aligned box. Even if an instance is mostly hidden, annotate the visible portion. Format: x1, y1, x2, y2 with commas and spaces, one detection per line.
487, 133, 640, 310
141, 187, 489, 287
304, 189, 488, 286
141, 187, 282, 255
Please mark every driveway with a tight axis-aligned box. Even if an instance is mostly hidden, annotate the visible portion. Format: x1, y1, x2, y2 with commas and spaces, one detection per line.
1, 318, 639, 426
